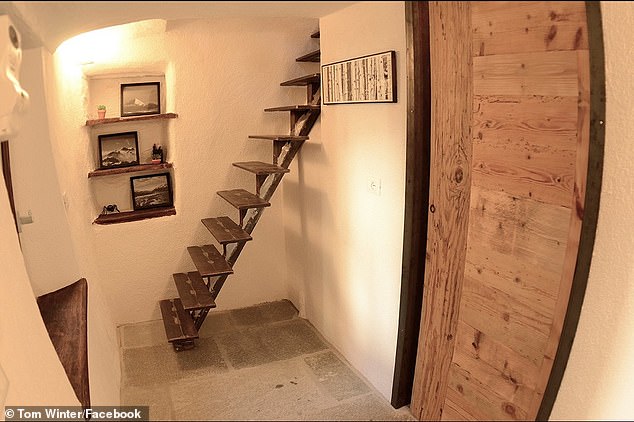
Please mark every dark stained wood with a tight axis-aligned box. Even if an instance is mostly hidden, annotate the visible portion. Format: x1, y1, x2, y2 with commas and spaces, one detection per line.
311, 30, 320, 39
248, 135, 309, 142
411, 2, 472, 420
232, 161, 290, 175
1, 141, 18, 235
187, 245, 233, 278
296, 49, 320, 62
159, 298, 199, 342
217, 189, 270, 210
172, 272, 216, 311
392, 0, 431, 409
194, 106, 320, 330
88, 162, 173, 178
93, 206, 176, 225
201, 216, 252, 245
85, 112, 178, 127
264, 105, 321, 112
537, 2, 605, 419
37, 278, 90, 408
280, 74, 320, 86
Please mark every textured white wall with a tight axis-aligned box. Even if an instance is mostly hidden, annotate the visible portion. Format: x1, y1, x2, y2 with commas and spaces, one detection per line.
284, 1, 407, 400
47, 17, 318, 327
10, 47, 81, 296
551, 2, 634, 420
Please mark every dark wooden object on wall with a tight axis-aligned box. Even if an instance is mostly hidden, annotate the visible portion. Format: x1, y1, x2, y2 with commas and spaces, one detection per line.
1, 141, 18, 235
391, 0, 431, 409
37, 278, 90, 408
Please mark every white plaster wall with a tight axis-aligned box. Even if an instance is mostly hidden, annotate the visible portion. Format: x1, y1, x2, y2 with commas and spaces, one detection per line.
0, 181, 80, 408
284, 1, 407, 400
10, 47, 81, 296
47, 17, 318, 328
551, 2, 634, 420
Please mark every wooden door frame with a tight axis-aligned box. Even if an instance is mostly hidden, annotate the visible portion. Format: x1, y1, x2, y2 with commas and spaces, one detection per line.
391, 1, 606, 418
391, 1, 431, 409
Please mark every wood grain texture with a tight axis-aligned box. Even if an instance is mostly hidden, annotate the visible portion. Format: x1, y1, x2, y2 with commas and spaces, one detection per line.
172, 272, 216, 311
88, 162, 173, 178
473, 50, 579, 96
159, 298, 198, 342
201, 216, 252, 245
217, 189, 270, 210
473, 1, 588, 56
93, 206, 176, 225
37, 279, 90, 408
438, 2, 590, 420
472, 95, 577, 206
528, 48, 591, 417
187, 245, 233, 278
410, 2, 472, 420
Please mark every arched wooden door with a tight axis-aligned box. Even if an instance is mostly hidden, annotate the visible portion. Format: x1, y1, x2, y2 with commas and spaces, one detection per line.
410, 1, 602, 420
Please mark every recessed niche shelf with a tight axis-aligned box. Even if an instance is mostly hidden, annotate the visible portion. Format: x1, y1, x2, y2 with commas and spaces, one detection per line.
88, 162, 173, 178
93, 207, 176, 225
85, 113, 178, 127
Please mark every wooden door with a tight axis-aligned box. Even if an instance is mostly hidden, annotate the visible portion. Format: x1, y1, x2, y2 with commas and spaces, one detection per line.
411, 2, 592, 420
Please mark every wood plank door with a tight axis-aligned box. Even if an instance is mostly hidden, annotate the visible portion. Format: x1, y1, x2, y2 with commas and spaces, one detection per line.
411, 2, 592, 420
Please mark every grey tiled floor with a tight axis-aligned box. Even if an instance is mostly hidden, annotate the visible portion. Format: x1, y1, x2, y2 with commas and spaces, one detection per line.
119, 300, 414, 421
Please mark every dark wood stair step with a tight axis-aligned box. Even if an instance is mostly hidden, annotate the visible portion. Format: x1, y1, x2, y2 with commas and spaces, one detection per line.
159, 298, 199, 343
173, 272, 216, 311
296, 49, 320, 62
217, 189, 271, 210
233, 161, 290, 175
264, 105, 320, 112
187, 245, 234, 278
311, 30, 320, 39
201, 216, 252, 245
280, 74, 320, 86
248, 135, 308, 142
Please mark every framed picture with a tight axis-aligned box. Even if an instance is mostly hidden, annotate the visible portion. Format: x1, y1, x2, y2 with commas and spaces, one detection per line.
321, 51, 397, 104
130, 172, 173, 211
120, 82, 161, 117
98, 131, 140, 169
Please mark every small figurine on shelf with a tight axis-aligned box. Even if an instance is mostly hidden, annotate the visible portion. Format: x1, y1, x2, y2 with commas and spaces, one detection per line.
97, 104, 106, 119
101, 204, 120, 215
152, 144, 164, 164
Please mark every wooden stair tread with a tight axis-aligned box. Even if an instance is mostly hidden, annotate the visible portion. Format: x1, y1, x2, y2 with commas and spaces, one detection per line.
187, 245, 234, 278
201, 216, 252, 245
159, 298, 199, 342
173, 272, 216, 311
217, 189, 271, 210
280, 74, 320, 86
233, 161, 290, 175
248, 135, 308, 142
311, 30, 320, 39
264, 105, 321, 112
296, 49, 320, 62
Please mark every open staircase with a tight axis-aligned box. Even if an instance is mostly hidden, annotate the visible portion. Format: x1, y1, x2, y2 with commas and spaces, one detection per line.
159, 30, 321, 351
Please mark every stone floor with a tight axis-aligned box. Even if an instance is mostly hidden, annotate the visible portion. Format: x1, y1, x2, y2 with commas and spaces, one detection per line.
119, 300, 414, 421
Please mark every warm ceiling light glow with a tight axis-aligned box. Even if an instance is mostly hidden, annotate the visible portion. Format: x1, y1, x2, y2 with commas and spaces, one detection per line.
56, 25, 125, 66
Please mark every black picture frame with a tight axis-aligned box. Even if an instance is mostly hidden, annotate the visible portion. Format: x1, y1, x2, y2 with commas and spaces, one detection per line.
98, 131, 140, 169
130, 172, 173, 211
120, 82, 161, 117
321, 50, 397, 105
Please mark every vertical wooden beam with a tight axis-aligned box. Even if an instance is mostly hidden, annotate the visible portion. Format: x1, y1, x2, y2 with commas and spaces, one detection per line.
410, 2, 472, 420
392, 0, 431, 409
1, 141, 18, 236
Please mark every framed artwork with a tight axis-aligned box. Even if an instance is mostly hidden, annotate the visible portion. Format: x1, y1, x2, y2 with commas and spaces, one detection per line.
120, 82, 161, 117
130, 172, 173, 210
321, 50, 397, 104
98, 131, 140, 169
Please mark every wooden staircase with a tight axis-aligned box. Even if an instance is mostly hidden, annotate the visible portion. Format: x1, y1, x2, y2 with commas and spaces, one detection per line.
159, 30, 321, 351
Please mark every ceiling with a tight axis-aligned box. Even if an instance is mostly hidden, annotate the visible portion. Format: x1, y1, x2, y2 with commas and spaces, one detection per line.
2, 1, 356, 51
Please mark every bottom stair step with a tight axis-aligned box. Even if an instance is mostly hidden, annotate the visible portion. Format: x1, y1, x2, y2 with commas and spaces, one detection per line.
159, 298, 199, 343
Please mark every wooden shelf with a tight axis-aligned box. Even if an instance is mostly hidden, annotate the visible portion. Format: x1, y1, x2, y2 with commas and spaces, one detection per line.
280, 73, 320, 86
264, 105, 320, 112
93, 207, 176, 225
296, 49, 320, 62
88, 162, 173, 178
85, 113, 178, 127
